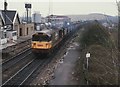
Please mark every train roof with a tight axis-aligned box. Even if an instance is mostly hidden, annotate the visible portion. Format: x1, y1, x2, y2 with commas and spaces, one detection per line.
34, 29, 55, 37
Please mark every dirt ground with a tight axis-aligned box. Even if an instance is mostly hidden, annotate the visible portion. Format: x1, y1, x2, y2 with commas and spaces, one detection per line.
49, 41, 80, 85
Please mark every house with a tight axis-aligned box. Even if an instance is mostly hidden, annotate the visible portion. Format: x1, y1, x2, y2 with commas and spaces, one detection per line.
0, 10, 21, 43
0, 10, 20, 36
0, 12, 4, 28
19, 23, 35, 37
0, 12, 7, 45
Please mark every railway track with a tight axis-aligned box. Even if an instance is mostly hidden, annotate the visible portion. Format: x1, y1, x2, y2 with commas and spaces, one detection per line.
2, 51, 34, 83
2, 59, 35, 86
2, 48, 32, 82
23, 30, 80, 85
2, 46, 52, 86
2, 49, 32, 72
2, 42, 57, 86
1, 28, 80, 86
2, 57, 51, 86
20, 56, 53, 85
2, 40, 63, 86
2, 48, 31, 65
22, 30, 79, 85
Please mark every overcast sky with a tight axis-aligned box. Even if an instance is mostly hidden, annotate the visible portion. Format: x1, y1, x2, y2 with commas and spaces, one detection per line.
0, 0, 118, 17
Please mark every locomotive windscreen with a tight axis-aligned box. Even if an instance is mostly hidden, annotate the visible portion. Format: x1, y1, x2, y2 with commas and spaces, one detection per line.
32, 33, 51, 42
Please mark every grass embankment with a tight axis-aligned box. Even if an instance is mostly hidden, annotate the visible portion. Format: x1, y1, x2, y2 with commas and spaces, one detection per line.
74, 22, 118, 85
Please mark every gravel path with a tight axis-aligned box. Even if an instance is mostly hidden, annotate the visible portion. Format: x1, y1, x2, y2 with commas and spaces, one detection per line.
49, 41, 80, 85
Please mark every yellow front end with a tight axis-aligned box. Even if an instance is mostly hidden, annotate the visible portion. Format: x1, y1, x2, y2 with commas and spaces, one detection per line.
31, 41, 52, 49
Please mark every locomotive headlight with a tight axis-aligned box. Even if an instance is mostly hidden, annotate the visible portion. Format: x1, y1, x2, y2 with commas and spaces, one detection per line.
33, 43, 36, 45
46, 43, 52, 48
46, 43, 51, 48
32, 43, 36, 47
46, 43, 49, 48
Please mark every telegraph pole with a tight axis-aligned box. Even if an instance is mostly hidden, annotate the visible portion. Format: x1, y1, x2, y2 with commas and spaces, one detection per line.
4, 0, 7, 28
25, 3, 32, 23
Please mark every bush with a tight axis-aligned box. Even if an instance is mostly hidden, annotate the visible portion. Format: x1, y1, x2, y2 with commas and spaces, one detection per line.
80, 22, 113, 49
75, 21, 118, 85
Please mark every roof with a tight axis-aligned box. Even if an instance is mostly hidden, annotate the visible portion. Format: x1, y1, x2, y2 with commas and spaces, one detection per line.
0, 11, 4, 25
0, 10, 20, 25
46, 15, 68, 18
35, 29, 55, 37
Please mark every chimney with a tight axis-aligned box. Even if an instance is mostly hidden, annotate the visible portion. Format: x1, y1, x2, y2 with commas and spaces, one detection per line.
4, 0, 8, 27
4, 0, 8, 11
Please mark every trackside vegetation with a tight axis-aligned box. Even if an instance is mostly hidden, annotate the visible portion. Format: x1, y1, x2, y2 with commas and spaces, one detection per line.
74, 21, 118, 85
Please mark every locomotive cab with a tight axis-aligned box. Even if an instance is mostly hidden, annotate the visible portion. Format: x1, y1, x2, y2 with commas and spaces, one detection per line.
31, 30, 53, 55
31, 28, 64, 57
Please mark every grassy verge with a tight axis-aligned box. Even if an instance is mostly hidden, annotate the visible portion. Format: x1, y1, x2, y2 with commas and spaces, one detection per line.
74, 21, 118, 85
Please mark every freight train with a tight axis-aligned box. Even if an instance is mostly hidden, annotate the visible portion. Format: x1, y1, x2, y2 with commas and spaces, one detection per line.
31, 22, 80, 57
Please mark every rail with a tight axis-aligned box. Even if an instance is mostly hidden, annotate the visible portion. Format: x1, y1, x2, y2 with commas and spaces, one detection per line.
2, 38, 31, 60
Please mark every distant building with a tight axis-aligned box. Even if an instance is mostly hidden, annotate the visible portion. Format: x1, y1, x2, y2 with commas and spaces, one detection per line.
32, 12, 41, 23
46, 15, 71, 28
19, 23, 35, 36
32, 12, 47, 30
21, 16, 32, 23
41, 17, 46, 23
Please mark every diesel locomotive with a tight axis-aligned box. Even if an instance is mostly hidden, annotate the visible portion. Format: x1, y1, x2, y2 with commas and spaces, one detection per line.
31, 22, 80, 56
31, 28, 65, 56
